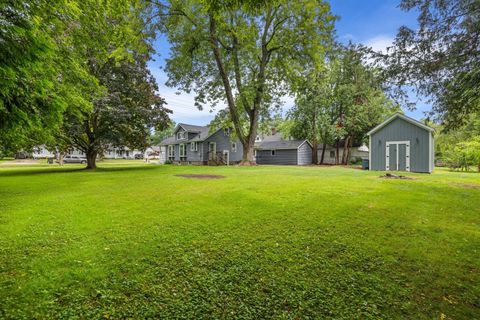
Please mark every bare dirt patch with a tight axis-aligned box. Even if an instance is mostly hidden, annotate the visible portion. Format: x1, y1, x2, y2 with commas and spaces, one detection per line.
174, 174, 225, 180
455, 183, 480, 189
379, 173, 414, 180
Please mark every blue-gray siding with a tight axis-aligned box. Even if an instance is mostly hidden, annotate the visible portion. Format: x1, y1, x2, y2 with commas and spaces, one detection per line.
203, 130, 243, 163
297, 142, 313, 165
166, 128, 242, 163
370, 117, 433, 172
256, 149, 298, 165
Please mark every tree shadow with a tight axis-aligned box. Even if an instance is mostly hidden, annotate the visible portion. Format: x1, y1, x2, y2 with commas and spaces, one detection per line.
0, 165, 160, 178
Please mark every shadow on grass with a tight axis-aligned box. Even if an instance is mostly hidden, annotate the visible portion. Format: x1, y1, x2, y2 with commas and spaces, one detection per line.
0, 165, 159, 178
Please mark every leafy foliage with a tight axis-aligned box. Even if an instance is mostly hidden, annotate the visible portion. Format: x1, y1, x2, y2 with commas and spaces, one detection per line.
289, 45, 398, 164
0, 0, 95, 153
381, 0, 480, 128
435, 114, 480, 171
154, 0, 335, 163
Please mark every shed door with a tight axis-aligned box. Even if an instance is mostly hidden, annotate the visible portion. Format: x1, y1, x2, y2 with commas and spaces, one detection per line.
387, 144, 397, 171
398, 144, 407, 171
386, 141, 410, 171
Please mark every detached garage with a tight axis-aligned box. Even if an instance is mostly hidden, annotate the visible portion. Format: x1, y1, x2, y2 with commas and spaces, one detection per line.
368, 113, 435, 173
255, 140, 313, 165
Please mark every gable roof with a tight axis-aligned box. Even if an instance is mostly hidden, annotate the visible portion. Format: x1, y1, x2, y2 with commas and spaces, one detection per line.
176, 123, 207, 132
160, 124, 215, 145
255, 139, 312, 150
367, 113, 434, 136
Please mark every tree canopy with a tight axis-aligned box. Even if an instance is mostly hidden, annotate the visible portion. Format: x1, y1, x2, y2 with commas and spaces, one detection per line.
289, 45, 398, 164
381, 0, 480, 128
0, 0, 171, 166
153, 0, 335, 164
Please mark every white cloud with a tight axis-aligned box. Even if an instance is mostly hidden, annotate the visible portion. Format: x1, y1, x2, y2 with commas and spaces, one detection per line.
364, 35, 394, 53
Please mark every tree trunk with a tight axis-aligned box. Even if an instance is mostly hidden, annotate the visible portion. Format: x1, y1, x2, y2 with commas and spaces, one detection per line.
320, 143, 326, 164
241, 141, 256, 165
335, 140, 340, 165
342, 136, 350, 165
86, 149, 97, 169
312, 142, 318, 164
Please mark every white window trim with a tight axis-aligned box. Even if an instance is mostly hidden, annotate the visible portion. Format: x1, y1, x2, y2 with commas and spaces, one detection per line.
168, 145, 175, 157
385, 140, 410, 172
209, 142, 216, 153
191, 142, 198, 151
271, 150, 276, 156
179, 143, 186, 157
177, 131, 186, 140
231, 142, 237, 152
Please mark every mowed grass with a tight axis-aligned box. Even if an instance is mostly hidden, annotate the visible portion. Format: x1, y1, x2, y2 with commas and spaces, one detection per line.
0, 164, 479, 319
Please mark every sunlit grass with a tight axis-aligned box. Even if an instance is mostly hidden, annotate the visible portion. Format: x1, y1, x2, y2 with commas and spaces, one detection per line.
0, 164, 478, 319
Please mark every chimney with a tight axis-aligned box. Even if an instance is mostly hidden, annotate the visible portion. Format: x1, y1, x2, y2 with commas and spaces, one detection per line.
271, 127, 277, 136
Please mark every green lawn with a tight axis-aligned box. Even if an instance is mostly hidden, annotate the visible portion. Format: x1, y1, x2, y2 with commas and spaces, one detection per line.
0, 164, 479, 319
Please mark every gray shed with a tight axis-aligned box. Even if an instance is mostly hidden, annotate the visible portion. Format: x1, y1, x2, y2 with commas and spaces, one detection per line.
255, 140, 313, 165
367, 113, 434, 173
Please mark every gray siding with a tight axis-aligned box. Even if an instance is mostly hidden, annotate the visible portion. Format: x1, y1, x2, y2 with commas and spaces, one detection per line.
256, 149, 298, 165
370, 117, 433, 173
297, 142, 313, 165
203, 129, 243, 163
186, 141, 203, 162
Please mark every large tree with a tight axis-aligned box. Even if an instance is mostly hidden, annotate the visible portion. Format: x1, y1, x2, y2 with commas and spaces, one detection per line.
62, 56, 171, 169
56, 0, 171, 169
381, 0, 480, 128
289, 66, 340, 164
290, 46, 398, 164
0, 0, 95, 153
153, 0, 335, 164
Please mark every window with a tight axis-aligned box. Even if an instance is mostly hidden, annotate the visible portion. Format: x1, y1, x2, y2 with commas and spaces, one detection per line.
255, 135, 261, 142
179, 144, 186, 157
231, 142, 237, 152
271, 150, 276, 156
168, 145, 175, 159
224, 128, 230, 136
208, 142, 216, 153
329, 150, 335, 158
191, 142, 198, 151
177, 131, 186, 140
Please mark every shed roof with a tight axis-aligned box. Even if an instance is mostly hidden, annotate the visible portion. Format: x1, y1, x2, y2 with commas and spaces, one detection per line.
367, 113, 434, 136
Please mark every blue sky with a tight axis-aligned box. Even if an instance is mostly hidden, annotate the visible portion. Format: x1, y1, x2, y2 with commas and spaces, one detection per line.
148, 0, 429, 125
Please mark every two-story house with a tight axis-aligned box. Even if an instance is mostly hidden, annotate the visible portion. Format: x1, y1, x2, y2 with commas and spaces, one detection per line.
160, 124, 243, 165
160, 124, 314, 165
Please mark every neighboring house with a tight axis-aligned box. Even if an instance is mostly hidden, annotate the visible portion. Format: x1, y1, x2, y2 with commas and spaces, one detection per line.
254, 131, 313, 165
368, 113, 435, 173
32, 145, 144, 160
317, 143, 369, 165
160, 124, 243, 165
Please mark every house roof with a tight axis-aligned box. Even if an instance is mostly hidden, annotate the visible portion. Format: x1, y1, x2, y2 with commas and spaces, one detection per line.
367, 113, 434, 136
188, 126, 211, 142
177, 123, 207, 132
255, 140, 311, 150
159, 124, 214, 145
159, 136, 176, 146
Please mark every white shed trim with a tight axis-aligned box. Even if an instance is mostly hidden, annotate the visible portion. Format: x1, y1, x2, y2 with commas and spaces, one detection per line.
368, 136, 372, 171
367, 113, 434, 136
386, 141, 410, 172
429, 132, 433, 173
